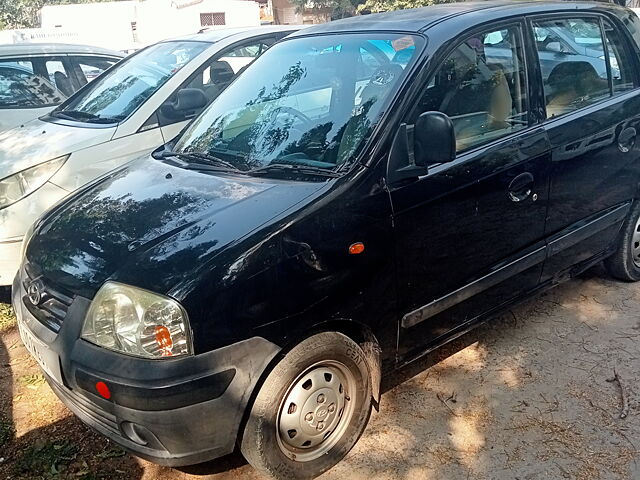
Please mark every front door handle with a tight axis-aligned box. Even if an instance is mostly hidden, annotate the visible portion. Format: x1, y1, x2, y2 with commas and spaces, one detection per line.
508, 172, 535, 203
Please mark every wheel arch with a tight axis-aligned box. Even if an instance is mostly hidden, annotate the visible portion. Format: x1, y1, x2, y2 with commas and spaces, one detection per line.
236, 319, 383, 448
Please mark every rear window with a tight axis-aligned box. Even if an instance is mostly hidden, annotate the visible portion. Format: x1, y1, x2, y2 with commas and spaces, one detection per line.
0, 59, 67, 109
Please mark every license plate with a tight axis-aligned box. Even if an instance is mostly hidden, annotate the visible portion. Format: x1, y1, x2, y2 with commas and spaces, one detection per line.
18, 322, 63, 386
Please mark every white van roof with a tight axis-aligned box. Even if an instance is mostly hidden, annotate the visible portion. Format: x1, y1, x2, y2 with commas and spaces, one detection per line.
0, 43, 124, 58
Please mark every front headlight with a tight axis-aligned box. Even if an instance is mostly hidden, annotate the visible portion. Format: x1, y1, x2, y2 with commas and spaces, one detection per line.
82, 282, 193, 358
0, 155, 69, 209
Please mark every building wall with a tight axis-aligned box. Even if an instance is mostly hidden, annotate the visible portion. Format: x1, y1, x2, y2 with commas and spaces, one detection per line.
38, 0, 261, 51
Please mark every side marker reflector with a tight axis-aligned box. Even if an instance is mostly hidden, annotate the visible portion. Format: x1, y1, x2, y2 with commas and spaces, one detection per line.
349, 242, 365, 255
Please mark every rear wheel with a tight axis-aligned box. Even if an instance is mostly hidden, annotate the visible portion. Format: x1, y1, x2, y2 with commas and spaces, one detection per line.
605, 201, 640, 281
240, 332, 372, 480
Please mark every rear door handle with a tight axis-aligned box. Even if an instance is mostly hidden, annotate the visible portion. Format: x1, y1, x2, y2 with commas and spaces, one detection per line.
508, 172, 535, 203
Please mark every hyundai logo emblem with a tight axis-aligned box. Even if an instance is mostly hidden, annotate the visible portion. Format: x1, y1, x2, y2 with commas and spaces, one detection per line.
27, 281, 43, 306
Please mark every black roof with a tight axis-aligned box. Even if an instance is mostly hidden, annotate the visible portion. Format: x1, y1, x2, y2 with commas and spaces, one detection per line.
288, 1, 629, 36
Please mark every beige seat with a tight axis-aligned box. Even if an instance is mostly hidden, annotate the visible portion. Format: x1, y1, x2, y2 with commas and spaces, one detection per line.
447, 66, 513, 151
546, 61, 608, 117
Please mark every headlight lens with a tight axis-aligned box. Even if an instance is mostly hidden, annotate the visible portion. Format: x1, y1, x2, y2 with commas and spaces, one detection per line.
82, 282, 193, 358
0, 155, 69, 209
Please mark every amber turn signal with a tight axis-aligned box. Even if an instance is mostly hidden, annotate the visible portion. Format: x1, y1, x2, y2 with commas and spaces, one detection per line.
349, 242, 365, 255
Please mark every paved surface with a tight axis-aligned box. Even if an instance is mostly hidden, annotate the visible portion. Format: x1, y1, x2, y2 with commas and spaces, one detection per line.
1, 265, 639, 479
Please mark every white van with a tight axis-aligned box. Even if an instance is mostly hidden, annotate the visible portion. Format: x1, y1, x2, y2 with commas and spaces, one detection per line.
0, 26, 300, 286
0, 43, 123, 133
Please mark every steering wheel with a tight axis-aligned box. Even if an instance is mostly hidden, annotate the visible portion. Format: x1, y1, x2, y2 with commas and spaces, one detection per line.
271, 106, 313, 131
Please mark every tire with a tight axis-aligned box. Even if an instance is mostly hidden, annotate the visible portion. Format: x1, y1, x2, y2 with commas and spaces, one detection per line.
240, 332, 372, 480
605, 201, 640, 281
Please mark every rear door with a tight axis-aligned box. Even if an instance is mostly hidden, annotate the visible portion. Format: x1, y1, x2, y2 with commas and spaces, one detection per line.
391, 21, 552, 362
531, 13, 640, 281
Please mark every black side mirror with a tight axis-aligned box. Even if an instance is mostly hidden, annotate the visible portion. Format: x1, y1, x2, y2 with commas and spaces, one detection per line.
414, 111, 456, 166
161, 88, 208, 119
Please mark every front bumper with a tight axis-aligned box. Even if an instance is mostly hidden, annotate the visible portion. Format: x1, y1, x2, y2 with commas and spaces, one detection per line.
12, 272, 281, 466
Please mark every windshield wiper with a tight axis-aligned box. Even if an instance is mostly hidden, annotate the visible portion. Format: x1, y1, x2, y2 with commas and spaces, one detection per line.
248, 163, 341, 178
160, 150, 244, 173
51, 110, 121, 124
51, 110, 98, 121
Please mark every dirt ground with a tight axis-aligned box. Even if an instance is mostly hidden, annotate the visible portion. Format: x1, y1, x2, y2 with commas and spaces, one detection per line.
1, 264, 639, 480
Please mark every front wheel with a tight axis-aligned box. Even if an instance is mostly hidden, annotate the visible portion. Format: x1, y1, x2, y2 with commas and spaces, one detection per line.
240, 332, 372, 480
605, 201, 640, 281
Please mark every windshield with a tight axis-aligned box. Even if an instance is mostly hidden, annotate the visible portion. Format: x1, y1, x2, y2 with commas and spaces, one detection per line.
174, 33, 421, 173
55, 41, 209, 124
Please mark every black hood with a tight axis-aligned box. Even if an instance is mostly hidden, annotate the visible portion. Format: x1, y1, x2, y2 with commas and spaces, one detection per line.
26, 157, 327, 298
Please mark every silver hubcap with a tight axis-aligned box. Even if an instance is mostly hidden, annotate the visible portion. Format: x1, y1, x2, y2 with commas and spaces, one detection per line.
633, 216, 640, 267
276, 361, 356, 462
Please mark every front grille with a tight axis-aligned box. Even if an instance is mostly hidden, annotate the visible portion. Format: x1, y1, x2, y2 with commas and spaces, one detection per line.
22, 267, 74, 333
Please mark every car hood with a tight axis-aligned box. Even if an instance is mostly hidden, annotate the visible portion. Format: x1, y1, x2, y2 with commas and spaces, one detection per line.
26, 156, 327, 298
0, 118, 116, 178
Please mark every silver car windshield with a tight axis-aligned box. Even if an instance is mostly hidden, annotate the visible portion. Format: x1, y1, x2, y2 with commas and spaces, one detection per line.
174, 33, 421, 173
55, 41, 209, 124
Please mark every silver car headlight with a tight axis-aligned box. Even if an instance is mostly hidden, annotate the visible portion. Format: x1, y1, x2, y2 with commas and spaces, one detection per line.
0, 155, 69, 209
82, 282, 193, 358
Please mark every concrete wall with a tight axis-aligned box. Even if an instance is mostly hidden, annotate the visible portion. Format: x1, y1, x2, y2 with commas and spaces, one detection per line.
37, 0, 260, 51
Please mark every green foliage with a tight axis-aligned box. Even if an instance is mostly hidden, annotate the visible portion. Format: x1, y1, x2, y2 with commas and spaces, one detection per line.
287, 0, 456, 20
15, 440, 79, 476
289, 0, 361, 19
357, 0, 456, 14
0, 302, 16, 332
0, 0, 124, 30
0, 417, 14, 448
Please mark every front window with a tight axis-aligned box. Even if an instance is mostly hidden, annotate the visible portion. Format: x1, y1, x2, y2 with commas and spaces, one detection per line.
53, 41, 209, 124
174, 33, 421, 174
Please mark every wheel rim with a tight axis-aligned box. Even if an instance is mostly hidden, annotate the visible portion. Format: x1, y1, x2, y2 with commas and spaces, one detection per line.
632, 215, 640, 268
276, 360, 357, 462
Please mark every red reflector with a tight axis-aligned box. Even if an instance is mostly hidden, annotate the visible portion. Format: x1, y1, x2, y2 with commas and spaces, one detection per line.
96, 381, 111, 399
349, 242, 365, 255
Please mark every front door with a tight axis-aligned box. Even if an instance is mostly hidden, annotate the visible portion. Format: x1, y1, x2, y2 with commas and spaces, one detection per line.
390, 22, 551, 362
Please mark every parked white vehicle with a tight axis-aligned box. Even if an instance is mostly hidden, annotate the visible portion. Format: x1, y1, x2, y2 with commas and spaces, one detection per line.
0, 26, 300, 286
0, 43, 123, 133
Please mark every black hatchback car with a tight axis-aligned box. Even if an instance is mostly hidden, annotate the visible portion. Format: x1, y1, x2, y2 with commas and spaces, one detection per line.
12, 2, 640, 478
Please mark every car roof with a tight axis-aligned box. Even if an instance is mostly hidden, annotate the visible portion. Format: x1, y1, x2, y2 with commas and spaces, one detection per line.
288, 1, 629, 36
163, 25, 306, 44
0, 43, 124, 58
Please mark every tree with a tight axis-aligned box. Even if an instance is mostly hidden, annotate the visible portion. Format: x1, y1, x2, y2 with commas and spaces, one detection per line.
288, 0, 362, 20
357, 0, 455, 14
287, 0, 456, 20
0, 0, 121, 30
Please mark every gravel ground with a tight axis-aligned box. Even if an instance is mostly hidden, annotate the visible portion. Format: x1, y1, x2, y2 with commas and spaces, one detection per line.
1, 265, 639, 479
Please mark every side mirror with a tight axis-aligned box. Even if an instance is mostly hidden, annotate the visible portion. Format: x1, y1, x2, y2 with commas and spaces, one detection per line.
414, 111, 456, 166
161, 88, 208, 119
545, 41, 563, 53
